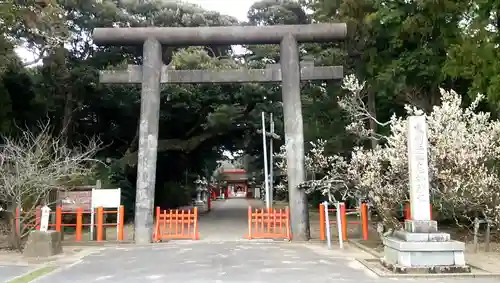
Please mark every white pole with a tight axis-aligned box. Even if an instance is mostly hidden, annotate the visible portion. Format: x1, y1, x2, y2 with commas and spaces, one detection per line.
269, 113, 274, 208
117, 188, 121, 240
336, 202, 344, 249
261, 112, 270, 209
323, 201, 332, 249
90, 188, 95, 240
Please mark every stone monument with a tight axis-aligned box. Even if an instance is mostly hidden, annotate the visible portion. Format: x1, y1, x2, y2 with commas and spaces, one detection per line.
23, 206, 62, 258
381, 115, 469, 273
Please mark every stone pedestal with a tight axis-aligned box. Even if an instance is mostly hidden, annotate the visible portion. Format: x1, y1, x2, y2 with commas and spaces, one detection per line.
381, 220, 470, 273
23, 230, 63, 258
254, 187, 261, 199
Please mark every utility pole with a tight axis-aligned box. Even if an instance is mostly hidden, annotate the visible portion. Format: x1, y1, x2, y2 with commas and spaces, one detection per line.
261, 112, 270, 209
269, 113, 275, 206
257, 112, 281, 209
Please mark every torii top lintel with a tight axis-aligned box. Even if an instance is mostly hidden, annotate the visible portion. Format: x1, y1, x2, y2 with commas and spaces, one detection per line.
92, 23, 347, 46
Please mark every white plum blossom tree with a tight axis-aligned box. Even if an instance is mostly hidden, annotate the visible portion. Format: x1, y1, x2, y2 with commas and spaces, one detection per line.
276, 74, 500, 232
275, 140, 350, 203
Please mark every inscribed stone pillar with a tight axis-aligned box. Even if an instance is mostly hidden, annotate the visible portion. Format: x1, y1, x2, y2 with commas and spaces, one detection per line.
381, 115, 468, 273
407, 115, 432, 221
280, 34, 309, 241
134, 38, 162, 244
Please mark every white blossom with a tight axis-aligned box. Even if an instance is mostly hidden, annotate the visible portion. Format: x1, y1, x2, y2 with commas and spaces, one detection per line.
277, 75, 500, 230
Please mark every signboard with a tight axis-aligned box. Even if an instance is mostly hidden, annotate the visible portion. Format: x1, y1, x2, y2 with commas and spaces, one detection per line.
91, 188, 121, 208
56, 184, 122, 240
220, 169, 248, 181
90, 188, 121, 241
59, 190, 92, 211
39, 206, 51, 232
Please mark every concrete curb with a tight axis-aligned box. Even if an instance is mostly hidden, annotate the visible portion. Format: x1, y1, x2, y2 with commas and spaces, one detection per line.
28, 247, 104, 282
348, 239, 382, 257
0, 247, 102, 267
357, 258, 500, 279
349, 239, 500, 278
6, 265, 58, 283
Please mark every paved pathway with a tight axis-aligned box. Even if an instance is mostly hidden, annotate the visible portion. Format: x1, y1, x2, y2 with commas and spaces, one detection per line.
0, 264, 32, 282
35, 241, 375, 283
30, 199, 500, 283
198, 198, 263, 240
33, 241, 500, 283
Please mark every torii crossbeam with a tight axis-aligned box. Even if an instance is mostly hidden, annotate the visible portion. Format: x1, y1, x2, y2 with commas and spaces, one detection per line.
100, 62, 343, 84
92, 23, 347, 244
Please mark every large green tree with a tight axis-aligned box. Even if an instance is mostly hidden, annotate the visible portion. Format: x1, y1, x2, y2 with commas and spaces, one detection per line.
2, 0, 500, 220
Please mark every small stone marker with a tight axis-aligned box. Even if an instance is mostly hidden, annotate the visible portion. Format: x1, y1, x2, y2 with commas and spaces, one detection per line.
24, 205, 63, 258
407, 115, 432, 221
23, 230, 63, 258
39, 205, 51, 232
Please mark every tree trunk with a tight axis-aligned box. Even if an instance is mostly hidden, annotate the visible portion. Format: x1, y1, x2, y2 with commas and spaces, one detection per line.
367, 89, 378, 149
61, 90, 73, 140
7, 209, 21, 251
45, 46, 73, 143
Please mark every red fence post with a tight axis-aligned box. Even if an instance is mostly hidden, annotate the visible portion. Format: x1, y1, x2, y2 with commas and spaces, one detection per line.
193, 207, 199, 240
247, 206, 252, 239
55, 206, 62, 232
118, 205, 125, 241
319, 203, 326, 241
340, 203, 347, 241
361, 203, 369, 240
35, 206, 41, 230
153, 207, 160, 241
96, 207, 104, 242
285, 207, 291, 240
404, 203, 411, 220
76, 207, 83, 242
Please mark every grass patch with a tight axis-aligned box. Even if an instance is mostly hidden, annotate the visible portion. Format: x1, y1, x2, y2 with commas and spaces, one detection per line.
7, 266, 57, 283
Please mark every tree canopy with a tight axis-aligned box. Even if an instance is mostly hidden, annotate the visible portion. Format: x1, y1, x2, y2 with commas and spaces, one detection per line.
1, 0, 500, 228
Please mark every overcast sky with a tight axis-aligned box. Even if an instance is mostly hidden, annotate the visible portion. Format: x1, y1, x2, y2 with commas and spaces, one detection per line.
184, 0, 254, 21
17, 0, 255, 64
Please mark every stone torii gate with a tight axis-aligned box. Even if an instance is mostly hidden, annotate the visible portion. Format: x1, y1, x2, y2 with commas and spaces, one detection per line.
92, 24, 347, 244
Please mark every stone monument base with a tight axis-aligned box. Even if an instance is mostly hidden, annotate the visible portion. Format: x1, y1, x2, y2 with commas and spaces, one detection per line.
23, 230, 63, 258
381, 220, 470, 274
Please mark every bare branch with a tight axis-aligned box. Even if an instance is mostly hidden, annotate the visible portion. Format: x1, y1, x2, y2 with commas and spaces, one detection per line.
0, 120, 102, 249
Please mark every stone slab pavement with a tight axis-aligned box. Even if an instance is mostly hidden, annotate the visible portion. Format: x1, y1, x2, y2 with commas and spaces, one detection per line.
33, 240, 500, 283
198, 198, 264, 241
0, 264, 33, 282
24, 198, 500, 283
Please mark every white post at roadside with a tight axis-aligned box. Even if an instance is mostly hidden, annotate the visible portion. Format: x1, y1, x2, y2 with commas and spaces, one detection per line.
269, 113, 274, 207
90, 180, 101, 240
90, 188, 95, 240
336, 202, 344, 249
323, 201, 332, 249
39, 206, 51, 232
261, 112, 270, 209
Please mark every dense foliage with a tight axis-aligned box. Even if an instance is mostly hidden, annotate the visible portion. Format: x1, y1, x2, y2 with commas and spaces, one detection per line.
1, 0, 500, 234
278, 76, 500, 232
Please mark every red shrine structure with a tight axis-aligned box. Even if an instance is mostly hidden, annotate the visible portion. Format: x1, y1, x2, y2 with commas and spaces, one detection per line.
215, 169, 250, 199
